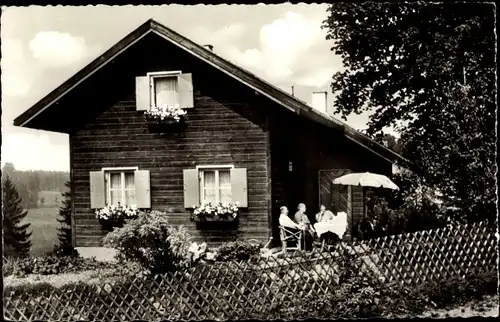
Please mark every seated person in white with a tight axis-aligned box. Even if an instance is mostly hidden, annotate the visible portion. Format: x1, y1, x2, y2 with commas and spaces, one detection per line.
279, 206, 300, 229
279, 206, 302, 249
315, 204, 335, 223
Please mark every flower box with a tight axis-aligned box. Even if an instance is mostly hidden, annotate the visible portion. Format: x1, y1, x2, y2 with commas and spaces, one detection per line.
192, 214, 238, 222
95, 204, 139, 231
99, 217, 125, 231
144, 104, 187, 132
191, 201, 240, 223
146, 117, 186, 132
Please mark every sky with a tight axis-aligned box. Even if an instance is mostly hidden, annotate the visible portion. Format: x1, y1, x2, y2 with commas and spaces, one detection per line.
1, 4, 378, 172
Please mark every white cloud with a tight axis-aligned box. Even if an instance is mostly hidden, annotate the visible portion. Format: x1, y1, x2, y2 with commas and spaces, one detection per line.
297, 67, 336, 88
1, 132, 69, 171
214, 24, 247, 42
1, 38, 33, 97
225, 11, 328, 83
185, 11, 343, 91
29, 31, 90, 67
187, 23, 249, 59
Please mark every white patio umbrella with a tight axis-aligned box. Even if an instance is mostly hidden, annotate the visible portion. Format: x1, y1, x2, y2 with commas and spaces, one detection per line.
332, 172, 399, 236
332, 172, 399, 190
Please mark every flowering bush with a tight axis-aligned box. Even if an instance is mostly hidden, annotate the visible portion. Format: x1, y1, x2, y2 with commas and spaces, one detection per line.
144, 104, 187, 123
214, 240, 262, 262
186, 242, 208, 264
102, 211, 193, 273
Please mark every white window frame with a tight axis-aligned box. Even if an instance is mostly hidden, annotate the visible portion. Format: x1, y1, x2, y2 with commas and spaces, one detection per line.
147, 70, 182, 108
102, 167, 139, 206
196, 165, 234, 204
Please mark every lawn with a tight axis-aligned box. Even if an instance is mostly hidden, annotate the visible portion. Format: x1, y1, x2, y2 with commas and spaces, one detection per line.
23, 207, 60, 257
39, 190, 64, 207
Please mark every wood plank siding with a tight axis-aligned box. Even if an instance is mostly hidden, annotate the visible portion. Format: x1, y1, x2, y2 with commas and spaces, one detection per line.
15, 21, 402, 249
268, 108, 392, 243
72, 33, 270, 247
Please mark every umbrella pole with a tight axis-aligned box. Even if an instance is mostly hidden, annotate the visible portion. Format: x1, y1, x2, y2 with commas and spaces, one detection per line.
364, 187, 367, 218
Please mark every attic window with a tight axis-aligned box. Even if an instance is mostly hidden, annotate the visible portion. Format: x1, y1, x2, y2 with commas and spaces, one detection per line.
135, 71, 194, 111
148, 71, 181, 108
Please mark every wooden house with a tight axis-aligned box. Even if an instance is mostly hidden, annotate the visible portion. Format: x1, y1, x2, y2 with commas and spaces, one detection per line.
13, 19, 409, 247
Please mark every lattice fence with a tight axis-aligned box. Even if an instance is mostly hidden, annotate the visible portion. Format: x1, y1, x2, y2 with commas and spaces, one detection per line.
4, 220, 498, 321
354, 220, 497, 285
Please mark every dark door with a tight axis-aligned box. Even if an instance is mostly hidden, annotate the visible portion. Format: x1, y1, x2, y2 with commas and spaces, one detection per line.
318, 169, 352, 226
286, 156, 307, 214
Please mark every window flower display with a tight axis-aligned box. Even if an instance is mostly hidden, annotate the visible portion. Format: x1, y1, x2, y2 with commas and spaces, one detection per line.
144, 104, 187, 124
95, 204, 139, 230
191, 201, 240, 222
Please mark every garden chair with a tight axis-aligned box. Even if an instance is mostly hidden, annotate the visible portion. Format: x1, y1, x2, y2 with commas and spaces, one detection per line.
279, 226, 302, 253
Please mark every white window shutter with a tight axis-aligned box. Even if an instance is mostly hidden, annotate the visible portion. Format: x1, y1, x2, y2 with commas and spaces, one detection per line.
231, 168, 248, 207
134, 170, 151, 209
183, 169, 199, 208
178, 73, 194, 108
135, 76, 150, 111
90, 171, 105, 209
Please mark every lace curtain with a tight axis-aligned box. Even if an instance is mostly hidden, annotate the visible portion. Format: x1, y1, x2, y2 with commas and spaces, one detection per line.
202, 170, 232, 203
154, 77, 178, 107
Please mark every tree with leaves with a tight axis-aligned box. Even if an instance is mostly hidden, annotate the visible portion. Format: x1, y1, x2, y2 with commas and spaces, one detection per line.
55, 181, 77, 256
323, 2, 496, 223
373, 133, 403, 154
2, 175, 32, 257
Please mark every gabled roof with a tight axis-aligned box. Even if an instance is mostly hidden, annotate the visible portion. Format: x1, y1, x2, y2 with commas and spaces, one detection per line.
13, 19, 411, 167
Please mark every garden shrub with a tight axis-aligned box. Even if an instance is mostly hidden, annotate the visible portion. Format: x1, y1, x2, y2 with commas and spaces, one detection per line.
166, 225, 193, 266
214, 240, 262, 262
4, 280, 91, 297
244, 247, 436, 319
246, 275, 426, 319
52, 244, 79, 258
102, 210, 193, 273
3, 257, 21, 277
409, 268, 498, 309
354, 194, 448, 240
3, 255, 116, 277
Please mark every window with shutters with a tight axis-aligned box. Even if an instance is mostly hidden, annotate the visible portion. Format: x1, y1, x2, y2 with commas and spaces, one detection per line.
105, 170, 136, 206
148, 71, 181, 108
199, 166, 233, 204
136, 71, 193, 111
183, 166, 247, 208
90, 168, 150, 209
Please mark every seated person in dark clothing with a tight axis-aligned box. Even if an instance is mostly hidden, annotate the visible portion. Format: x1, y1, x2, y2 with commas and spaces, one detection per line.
293, 203, 315, 251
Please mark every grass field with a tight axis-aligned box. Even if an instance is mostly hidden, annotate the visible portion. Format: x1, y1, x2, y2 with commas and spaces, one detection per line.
23, 207, 60, 257
39, 190, 64, 207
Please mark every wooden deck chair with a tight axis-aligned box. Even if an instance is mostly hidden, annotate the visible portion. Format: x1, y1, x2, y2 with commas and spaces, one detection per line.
279, 226, 302, 253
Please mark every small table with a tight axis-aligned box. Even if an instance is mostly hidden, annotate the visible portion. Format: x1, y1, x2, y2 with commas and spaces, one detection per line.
314, 215, 347, 249
314, 222, 347, 237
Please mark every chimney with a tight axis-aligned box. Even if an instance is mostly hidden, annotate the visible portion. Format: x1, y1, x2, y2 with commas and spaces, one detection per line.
311, 91, 328, 114
204, 44, 214, 51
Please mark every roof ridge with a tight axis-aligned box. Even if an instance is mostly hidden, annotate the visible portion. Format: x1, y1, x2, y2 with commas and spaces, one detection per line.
13, 17, 411, 168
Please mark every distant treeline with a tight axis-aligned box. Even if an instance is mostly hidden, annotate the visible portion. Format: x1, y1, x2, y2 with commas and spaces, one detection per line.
2, 163, 69, 208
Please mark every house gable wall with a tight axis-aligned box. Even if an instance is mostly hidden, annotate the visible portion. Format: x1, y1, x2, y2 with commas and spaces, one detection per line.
71, 33, 270, 246
269, 107, 392, 242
